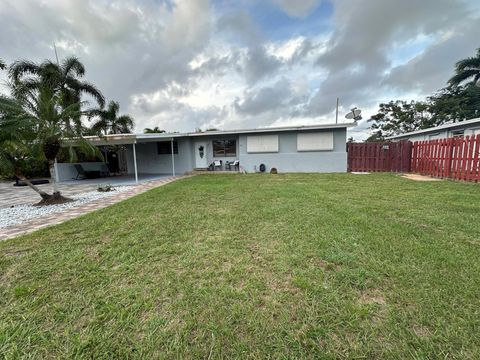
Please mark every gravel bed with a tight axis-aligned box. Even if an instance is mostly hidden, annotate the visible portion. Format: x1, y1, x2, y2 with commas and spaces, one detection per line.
0, 186, 131, 229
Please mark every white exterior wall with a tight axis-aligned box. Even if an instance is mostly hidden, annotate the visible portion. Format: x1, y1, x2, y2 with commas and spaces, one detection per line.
55, 162, 106, 182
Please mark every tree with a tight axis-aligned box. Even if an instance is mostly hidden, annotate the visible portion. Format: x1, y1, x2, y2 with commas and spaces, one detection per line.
89, 101, 134, 135
1, 56, 105, 203
0, 59, 5, 70
428, 84, 480, 123
144, 126, 165, 134
448, 48, 480, 87
368, 100, 431, 140
9, 56, 105, 112
0, 95, 48, 197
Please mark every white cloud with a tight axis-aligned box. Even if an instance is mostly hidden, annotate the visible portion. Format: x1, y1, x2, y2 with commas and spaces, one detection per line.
0, 0, 479, 140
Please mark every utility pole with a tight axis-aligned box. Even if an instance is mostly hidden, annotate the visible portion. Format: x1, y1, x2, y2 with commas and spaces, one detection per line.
53, 42, 59, 65
335, 97, 339, 124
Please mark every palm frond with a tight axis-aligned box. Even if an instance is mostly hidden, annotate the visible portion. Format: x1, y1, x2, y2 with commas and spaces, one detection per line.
61, 56, 85, 77
448, 69, 480, 87
9, 60, 40, 83
65, 78, 105, 108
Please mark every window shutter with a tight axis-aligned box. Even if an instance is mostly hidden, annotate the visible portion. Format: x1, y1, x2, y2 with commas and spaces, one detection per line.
246, 135, 279, 153
297, 132, 333, 151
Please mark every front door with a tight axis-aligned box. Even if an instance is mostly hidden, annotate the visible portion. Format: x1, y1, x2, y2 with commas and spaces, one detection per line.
195, 141, 208, 168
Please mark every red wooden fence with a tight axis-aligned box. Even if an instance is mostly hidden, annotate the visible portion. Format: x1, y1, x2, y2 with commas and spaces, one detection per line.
347, 141, 412, 173
411, 135, 480, 182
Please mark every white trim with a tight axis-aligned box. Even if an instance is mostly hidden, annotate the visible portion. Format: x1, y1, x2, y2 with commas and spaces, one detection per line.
171, 139, 175, 177
386, 117, 480, 139
79, 122, 356, 145
132, 143, 138, 184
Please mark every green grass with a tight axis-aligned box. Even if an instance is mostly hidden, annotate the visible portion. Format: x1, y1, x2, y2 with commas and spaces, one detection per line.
1, 173, 479, 359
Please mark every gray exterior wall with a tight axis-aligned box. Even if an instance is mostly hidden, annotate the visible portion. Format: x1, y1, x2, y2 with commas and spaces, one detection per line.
126, 138, 194, 175
123, 128, 348, 174
238, 128, 347, 173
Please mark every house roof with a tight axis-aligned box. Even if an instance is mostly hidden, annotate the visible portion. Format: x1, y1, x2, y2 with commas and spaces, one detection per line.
82, 122, 357, 145
386, 117, 480, 140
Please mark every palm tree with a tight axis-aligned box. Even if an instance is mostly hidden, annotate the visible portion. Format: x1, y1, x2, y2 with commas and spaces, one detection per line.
9, 56, 105, 109
0, 83, 100, 203
0, 95, 49, 198
89, 101, 134, 135
144, 126, 165, 133
448, 48, 480, 87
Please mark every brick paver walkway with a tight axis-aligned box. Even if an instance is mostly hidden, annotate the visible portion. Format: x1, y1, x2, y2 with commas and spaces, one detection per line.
0, 176, 187, 241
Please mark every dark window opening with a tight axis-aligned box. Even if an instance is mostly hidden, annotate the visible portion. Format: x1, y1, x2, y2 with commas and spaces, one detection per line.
452, 130, 464, 138
213, 140, 236, 157
157, 141, 178, 155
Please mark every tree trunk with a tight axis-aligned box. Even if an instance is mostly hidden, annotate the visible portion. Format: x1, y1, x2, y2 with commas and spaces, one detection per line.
14, 169, 51, 200
14, 164, 71, 206
48, 159, 59, 194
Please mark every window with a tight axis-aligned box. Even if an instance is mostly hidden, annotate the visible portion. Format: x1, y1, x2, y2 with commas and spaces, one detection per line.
246, 135, 279, 153
452, 130, 464, 138
428, 133, 442, 140
213, 139, 236, 157
297, 132, 334, 151
157, 141, 178, 155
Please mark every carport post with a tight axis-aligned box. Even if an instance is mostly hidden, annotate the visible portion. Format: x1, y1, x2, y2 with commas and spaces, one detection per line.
133, 142, 138, 184
171, 138, 175, 177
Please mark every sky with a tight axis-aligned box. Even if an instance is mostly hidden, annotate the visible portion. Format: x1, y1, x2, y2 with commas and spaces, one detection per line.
0, 0, 479, 140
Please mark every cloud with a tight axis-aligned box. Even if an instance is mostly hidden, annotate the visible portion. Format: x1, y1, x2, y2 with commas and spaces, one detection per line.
244, 46, 283, 85
1, 0, 479, 139
234, 77, 308, 116
271, 0, 322, 18
384, 22, 480, 92
306, 0, 480, 124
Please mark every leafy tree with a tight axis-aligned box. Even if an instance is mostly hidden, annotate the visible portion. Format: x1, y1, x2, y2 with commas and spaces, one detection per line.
364, 131, 385, 143
428, 84, 480, 123
448, 48, 480, 87
0, 59, 5, 70
89, 101, 134, 135
144, 126, 165, 134
368, 100, 430, 140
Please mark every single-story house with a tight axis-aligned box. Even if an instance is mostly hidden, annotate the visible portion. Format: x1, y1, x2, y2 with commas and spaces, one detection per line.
57, 122, 356, 182
386, 117, 480, 142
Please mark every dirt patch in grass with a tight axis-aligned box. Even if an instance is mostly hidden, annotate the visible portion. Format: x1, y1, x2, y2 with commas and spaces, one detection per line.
401, 174, 442, 182
413, 324, 431, 338
359, 291, 387, 306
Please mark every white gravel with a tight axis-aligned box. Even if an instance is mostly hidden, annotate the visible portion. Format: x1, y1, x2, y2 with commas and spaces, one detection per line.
0, 186, 131, 229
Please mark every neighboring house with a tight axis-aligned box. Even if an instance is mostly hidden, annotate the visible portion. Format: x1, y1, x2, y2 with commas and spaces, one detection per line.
58, 123, 356, 181
386, 117, 480, 142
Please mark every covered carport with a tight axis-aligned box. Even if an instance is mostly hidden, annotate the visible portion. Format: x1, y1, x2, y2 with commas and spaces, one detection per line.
59, 134, 179, 184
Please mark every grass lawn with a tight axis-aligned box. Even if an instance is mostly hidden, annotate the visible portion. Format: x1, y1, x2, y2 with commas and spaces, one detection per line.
1, 173, 479, 358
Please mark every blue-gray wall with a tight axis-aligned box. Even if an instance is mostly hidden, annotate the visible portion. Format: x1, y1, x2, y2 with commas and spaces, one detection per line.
238, 129, 347, 173
126, 138, 194, 175
125, 128, 348, 174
